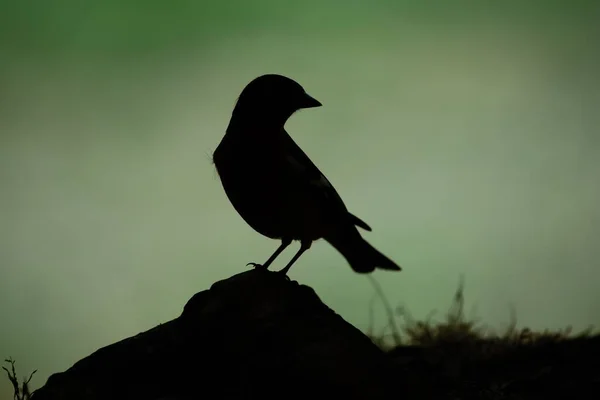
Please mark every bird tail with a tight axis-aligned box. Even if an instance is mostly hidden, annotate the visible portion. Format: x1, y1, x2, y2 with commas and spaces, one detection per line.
325, 230, 401, 273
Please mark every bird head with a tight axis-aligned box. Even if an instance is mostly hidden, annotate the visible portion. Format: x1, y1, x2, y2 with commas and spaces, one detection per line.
231, 74, 322, 127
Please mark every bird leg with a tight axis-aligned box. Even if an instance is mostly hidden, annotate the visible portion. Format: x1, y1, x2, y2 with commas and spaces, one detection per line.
277, 240, 312, 276
247, 238, 292, 270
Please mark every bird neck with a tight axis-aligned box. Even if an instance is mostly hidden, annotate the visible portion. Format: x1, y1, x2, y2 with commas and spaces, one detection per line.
228, 110, 289, 132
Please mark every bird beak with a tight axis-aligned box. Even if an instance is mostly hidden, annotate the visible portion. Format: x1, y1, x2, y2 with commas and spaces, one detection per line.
300, 93, 322, 109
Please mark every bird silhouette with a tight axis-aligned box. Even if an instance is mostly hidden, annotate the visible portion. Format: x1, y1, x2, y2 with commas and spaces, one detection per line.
212, 74, 401, 275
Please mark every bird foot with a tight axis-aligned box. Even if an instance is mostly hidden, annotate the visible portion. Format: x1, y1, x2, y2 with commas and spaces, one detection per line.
276, 269, 291, 281
246, 262, 267, 270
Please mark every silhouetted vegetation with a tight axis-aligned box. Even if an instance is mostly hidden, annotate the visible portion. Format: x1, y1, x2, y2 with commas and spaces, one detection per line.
368, 275, 595, 349
3, 357, 36, 400
367, 276, 600, 399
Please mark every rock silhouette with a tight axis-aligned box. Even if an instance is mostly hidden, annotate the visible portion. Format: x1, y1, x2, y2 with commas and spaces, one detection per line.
27, 268, 600, 400
31, 269, 398, 400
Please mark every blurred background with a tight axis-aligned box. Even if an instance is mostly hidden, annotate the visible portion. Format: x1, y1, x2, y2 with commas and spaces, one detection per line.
1, 0, 599, 396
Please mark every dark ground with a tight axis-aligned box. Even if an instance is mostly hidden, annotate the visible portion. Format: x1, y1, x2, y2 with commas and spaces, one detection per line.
6, 269, 598, 400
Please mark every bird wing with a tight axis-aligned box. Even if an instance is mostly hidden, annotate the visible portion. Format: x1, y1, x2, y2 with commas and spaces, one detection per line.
281, 131, 372, 232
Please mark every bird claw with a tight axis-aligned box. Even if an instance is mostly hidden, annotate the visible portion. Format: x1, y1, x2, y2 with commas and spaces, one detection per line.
246, 262, 265, 270
247, 262, 289, 280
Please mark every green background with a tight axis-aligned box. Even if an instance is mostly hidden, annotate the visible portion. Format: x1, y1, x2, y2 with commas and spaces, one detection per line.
1, 0, 599, 396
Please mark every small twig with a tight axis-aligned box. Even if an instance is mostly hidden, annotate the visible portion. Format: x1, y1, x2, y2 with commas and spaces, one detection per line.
367, 292, 377, 338
3, 357, 36, 400
367, 274, 402, 346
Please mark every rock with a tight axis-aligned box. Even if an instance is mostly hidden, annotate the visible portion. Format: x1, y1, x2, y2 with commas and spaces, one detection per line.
31, 269, 399, 400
